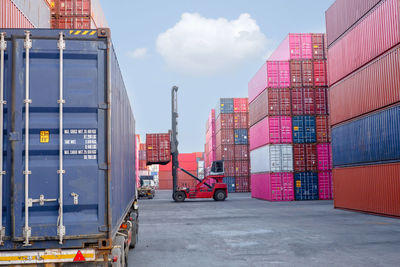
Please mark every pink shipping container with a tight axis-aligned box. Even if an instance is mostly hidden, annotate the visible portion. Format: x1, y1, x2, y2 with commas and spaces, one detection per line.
327, 0, 400, 86
291, 88, 316, 115
205, 109, 215, 134
329, 45, 400, 126
248, 61, 290, 103
251, 173, 294, 201
236, 176, 250, 192
325, 0, 382, 46
312, 33, 327, 59
317, 144, 332, 171
249, 116, 292, 150
268, 33, 313, 61
0, 0, 35, 28
249, 88, 291, 126
318, 171, 333, 200
233, 98, 248, 113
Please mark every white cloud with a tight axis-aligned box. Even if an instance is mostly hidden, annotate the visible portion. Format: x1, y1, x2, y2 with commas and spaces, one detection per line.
129, 48, 148, 58
156, 13, 268, 75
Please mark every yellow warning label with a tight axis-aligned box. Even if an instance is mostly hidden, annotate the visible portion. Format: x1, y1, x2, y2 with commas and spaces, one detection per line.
221, 104, 224, 107
296, 180, 301, 188
313, 45, 319, 48
40, 131, 49, 143
294, 126, 299, 131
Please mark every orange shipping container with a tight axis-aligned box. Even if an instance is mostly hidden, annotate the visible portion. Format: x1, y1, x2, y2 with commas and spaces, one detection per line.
334, 163, 400, 217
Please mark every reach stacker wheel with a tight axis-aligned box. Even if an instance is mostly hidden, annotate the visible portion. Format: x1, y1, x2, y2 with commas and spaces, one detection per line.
214, 190, 226, 201
174, 191, 186, 202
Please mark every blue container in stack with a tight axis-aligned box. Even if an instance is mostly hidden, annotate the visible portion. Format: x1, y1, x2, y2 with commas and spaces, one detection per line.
234, 129, 248, 144
294, 172, 319, 200
292, 116, 316, 143
332, 104, 400, 167
223, 177, 236, 193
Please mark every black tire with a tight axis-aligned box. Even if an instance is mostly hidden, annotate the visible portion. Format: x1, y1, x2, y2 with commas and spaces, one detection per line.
174, 191, 186, 202
129, 221, 138, 249
214, 190, 226, 201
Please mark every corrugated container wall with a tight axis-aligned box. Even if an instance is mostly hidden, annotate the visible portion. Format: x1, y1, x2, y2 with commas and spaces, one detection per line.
325, 0, 383, 46
0, 0, 35, 28
327, 0, 400, 86
0, 29, 136, 249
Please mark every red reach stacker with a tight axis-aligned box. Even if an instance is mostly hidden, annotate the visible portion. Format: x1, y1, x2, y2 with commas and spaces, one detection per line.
170, 86, 228, 202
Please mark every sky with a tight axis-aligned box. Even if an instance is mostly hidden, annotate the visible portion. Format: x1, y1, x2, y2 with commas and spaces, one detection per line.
99, 0, 335, 153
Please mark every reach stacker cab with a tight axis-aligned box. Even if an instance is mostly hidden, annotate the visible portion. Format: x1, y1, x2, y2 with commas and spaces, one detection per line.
173, 161, 228, 202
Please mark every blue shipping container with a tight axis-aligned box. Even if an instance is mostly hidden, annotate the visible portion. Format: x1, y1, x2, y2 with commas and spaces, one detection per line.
234, 129, 248, 144
223, 177, 236, 193
0, 29, 136, 250
294, 172, 319, 200
292, 116, 316, 143
216, 98, 234, 118
332, 104, 400, 167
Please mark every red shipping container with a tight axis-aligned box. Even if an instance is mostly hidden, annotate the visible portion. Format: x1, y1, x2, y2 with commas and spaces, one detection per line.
233, 98, 248, 113
316, 116, 331, 143
216, 114, 234, 132
315, 88, 328, 115
0, 0, 35, 28
293, 144, 317, 171
51, 16, 92, 29
290, 61, 302, 87
268, 33, 313, 60
325, 0, 382, 46
329, 45, 400, 126
314, 61, 328, 86
318, 171, 333, 200
216, 145, 235, 161
205, 109, 215, 134
215, 129, 234, 146
317, 144, 332, 171
233, 113, 248, 129
235, 176, 250, 192
51, 0, 91, 17
302, 61, 314, 87
328, 0, 400, 86
312, 33, 326, 60
234, 145, 249, 160
333, 163, 400, 217
291, 88, 316, 115
224, 161, 235, 176
235, 161, 249, 176
139, 160, 147, 170
248, 61, 290, 103
146, 133, 171, 165
249, 88, 291, 126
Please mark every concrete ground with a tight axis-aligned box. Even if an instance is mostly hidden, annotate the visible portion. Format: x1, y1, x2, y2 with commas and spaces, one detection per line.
128, 190, 400, 267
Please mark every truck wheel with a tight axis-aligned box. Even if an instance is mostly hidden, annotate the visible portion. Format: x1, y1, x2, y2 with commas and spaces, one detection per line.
214, 190, 226, 201
174, 191, 186, 202
129, 221, 138, 249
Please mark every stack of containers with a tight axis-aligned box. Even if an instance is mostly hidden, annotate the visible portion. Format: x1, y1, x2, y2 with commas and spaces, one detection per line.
249, 33, 332, 201
214, 98, 250, 193
326, 0, 400, 217
138, 143, 147, 175
204, 109, 216, 172
50, 0, 107, 29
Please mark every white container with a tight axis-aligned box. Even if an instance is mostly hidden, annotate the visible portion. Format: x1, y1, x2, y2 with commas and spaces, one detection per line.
250, 144, 293, 173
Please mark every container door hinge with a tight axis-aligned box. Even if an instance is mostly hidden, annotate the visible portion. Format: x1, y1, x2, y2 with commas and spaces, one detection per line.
98, 225, 108, 232
8, 132, 20, 141
99, 163, 108, 170
98, 103, 108, 110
